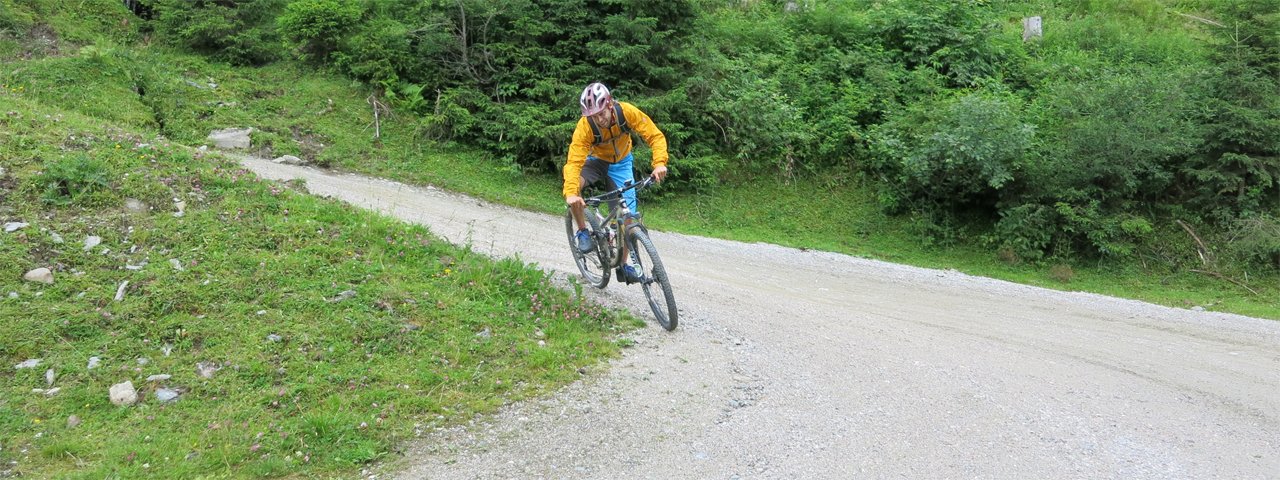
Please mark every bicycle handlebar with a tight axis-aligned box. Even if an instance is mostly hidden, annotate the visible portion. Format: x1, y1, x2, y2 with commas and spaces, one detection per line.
584, 175, 656, 207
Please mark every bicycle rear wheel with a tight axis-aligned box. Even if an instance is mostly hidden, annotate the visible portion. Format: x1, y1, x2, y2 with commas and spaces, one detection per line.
566, 208, 610, 289
628, 227, 678, 330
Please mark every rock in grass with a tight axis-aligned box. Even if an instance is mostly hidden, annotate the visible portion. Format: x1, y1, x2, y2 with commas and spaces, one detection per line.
4, 222, 28, 232
196, 361, 220, 379
114, 281, 129, 301
273, 155, 305, 165
109, 381, 138, 406
23, 268, 54, 284
124, 198, 148, 214
83, 235, 102, 251
87, 356, 101, 369
207, 127, 253, 150
155, 388, 180, 403
146, 374, 171, 382
45, 368, 55, 386
15, 359, 41, 369
67, 415, 81, 428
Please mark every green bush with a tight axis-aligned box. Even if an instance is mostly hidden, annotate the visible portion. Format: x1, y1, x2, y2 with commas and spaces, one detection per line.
151, 0, 285, 65
278, 0, 363, 64
1182, 0, 1280, 221
332, 18, 413, 89
870, 91, 1034, 215
861, 0, 1013, 88
1221, 215, 1280, 271
1032, 68, 1204, 206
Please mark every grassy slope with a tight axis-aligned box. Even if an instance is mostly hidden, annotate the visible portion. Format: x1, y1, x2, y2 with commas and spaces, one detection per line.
0, 58, 637, 478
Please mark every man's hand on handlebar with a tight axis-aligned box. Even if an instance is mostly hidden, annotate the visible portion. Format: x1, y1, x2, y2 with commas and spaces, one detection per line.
566, 195, 585, 209
651, 165, 668, 183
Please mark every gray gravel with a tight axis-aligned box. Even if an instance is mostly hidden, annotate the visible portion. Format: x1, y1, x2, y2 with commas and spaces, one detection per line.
239, 156, 1280, 480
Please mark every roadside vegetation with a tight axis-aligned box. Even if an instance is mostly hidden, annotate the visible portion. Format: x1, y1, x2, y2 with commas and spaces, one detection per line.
0, 0, 1276, 477
0, 6, 636, 478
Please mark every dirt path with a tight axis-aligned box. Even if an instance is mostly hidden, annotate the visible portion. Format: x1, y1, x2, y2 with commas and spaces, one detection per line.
239, 156, 1280, 479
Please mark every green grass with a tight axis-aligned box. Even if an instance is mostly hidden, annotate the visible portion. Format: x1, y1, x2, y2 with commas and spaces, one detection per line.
0, 85, 637, 478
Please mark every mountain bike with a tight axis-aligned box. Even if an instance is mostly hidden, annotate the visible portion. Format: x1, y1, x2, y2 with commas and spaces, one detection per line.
565, 176, 678, 330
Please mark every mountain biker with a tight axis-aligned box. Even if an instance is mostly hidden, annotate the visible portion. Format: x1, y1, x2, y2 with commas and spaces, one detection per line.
564, 82, 669, 284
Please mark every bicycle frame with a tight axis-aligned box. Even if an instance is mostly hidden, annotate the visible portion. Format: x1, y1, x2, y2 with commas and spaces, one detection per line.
583, 177, 654, 269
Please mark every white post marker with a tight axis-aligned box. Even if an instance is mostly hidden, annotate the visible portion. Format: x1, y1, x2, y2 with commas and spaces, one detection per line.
1023, 16, 1043, 42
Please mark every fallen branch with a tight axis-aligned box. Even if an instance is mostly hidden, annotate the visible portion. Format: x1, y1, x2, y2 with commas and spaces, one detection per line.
1176, 219, 1211, 267
1190, 269, 1259, 296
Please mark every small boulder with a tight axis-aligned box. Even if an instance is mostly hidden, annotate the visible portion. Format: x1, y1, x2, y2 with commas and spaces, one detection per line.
83, 236, 102, 251
23, 268, 54, 284
196, 361, 220, 379
4, 222, 28, 232
15, 359, 41, 369
109, 381, 138, 406
155, 388, 180, 403
114, 281, 129, 301
124, 198, 148, 214
207, 127, 253, 150
273, 155, 305, 165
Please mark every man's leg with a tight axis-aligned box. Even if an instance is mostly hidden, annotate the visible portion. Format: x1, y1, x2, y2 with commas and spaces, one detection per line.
573, 158, 611, 253
605, 154, 643, 283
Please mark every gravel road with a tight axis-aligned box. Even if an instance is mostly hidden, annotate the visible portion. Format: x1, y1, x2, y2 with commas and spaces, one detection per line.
239, 156, 1280, 479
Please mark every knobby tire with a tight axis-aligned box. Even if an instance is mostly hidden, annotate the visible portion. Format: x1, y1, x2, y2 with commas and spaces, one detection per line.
628, 228, 678, 330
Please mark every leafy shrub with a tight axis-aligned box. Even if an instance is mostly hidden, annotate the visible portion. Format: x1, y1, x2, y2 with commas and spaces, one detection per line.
37, 154, 110, 205
1220, 215, 1280, 271
151, 0, 285, 65
666, 154, 727, 194
700, 55, 812, 178
869, 91, 1034, 215
988, 67, 1204, 258
1181, 0, 1280, 221
861, 0, 1013, 88
1033, 68, 1203, 203
278, 0, 362, 63
332, 18, 413, 89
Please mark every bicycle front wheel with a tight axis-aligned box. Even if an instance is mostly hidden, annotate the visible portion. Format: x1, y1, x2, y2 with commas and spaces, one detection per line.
566, 208, 610, 289
628, 227, 678, 330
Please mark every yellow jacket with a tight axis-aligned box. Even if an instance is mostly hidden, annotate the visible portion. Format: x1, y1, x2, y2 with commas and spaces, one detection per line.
563, 101, 668, 198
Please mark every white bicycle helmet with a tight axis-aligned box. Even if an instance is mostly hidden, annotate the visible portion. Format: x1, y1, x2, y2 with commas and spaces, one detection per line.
579, 82, 613, 117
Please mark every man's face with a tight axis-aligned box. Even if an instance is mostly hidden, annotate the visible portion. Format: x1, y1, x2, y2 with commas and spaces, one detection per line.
589, 102, 615, 128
